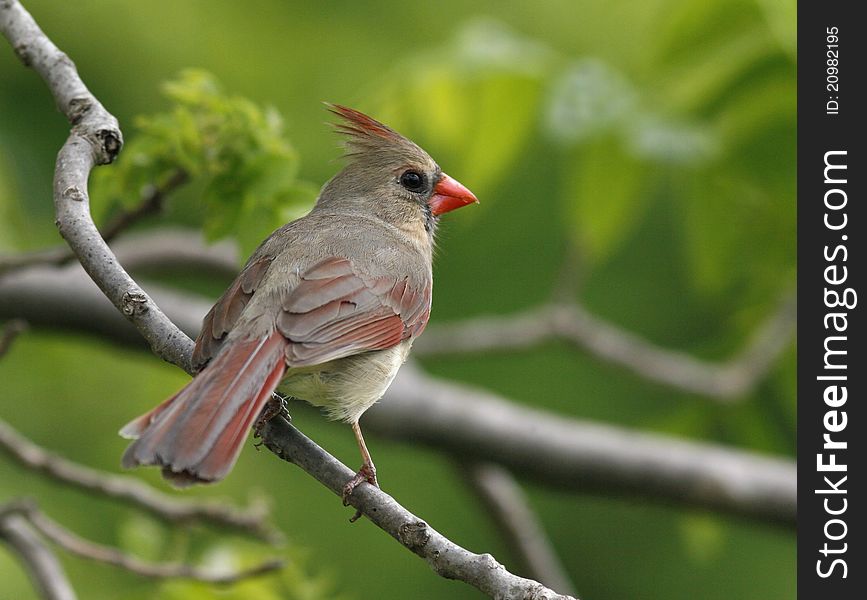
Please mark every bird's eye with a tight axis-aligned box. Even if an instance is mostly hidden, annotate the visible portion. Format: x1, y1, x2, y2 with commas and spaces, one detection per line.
399, 170, 425, 192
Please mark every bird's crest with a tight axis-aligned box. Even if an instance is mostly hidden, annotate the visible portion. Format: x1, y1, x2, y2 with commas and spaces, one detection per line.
326, 103, 422, 159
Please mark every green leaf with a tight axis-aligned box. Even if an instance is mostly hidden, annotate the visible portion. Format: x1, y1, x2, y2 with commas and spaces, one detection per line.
90, 70, 313, 255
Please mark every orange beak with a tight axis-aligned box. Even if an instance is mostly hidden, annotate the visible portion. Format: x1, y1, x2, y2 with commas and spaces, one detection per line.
429, 174, 478, 216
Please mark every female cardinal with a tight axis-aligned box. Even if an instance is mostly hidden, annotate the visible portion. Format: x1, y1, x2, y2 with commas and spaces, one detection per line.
120, 105, 477, 505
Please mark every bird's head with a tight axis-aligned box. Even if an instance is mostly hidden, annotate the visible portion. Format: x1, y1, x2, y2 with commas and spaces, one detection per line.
316, 104, 477, 233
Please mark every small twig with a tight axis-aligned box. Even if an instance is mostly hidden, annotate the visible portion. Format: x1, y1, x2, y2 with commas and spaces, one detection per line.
0, 418, 280, 543
0, 510, 77, 600
0, 318, 27, 357
461, 462, 577, 596
100, 169, 189, 243
1, 501, 284, 584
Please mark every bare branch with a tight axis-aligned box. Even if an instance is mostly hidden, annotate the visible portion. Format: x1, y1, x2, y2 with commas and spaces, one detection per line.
0, 269, 797, 526
262, 416, 575, 600
0, 6, 574, 596
1, 501, 283, 584
112, 229, 240, 276
0, 510, 77, 600
0, 263, 212, 347
0, 0, 193, 372
99, 169, 189, 244
0, 417, 279, 543
413, 295, 797, 401
373, 364, 796, 526
0, 247, 71, 275
461, 462, 577, 596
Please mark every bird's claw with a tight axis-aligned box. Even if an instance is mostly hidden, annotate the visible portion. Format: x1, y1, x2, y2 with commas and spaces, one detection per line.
253, 394, 290, 441
342, 463, 378, 523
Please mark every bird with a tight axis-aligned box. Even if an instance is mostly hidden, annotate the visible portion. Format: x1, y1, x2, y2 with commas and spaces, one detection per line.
119, 104, 477, 512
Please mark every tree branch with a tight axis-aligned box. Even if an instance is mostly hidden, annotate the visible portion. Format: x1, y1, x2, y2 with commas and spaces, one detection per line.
0, 418, 280, 543
0, 511, 77, 600
412, 295, 796, 401
0, 4, 574, 597
0, 266, 797, 526
261, 416, 573, 600
374, 364, 796, 526
1, 0, 193, 372
1, 501, 283, 585
461, 462, 577, 596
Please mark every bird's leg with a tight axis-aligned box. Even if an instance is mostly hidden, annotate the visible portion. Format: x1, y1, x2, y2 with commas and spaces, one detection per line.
253, 393, 290, 447
342, 421, 379, 522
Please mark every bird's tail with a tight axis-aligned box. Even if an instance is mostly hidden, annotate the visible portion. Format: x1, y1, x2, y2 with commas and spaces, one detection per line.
120, 332, 287, 486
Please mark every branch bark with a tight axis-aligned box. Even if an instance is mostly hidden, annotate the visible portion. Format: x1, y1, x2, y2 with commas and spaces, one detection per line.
1, 4, 575, 597
374, 364, 796, 526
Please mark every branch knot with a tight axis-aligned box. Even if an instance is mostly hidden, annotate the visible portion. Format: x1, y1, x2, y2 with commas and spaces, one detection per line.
94, 127, 122, 163
121, 291, 149, 317
61, 186, 85, 202
398, 520, 430, 551
67, 96, 92, 124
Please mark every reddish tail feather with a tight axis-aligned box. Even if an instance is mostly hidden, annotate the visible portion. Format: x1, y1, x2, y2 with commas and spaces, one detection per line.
121, 332, 287, 486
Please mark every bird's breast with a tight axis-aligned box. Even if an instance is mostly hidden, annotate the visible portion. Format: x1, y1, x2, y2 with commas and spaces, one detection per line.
277, 340, 412, 423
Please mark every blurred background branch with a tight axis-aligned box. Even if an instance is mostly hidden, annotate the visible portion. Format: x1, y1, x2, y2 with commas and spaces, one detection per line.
414, 295, 796, 401
0, 417, 279, 542
0, 509, 77, 600
0, 500, 283, 585
460, 462, 577, 596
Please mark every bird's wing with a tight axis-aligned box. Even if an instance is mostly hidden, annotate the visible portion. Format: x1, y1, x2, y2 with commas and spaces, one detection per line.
192, 255, 274, 371
277, 257, 431, 367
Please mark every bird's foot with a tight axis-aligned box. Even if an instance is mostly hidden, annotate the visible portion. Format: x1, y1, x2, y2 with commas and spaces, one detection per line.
253, 394, 290, 448
342, 463, 378, 523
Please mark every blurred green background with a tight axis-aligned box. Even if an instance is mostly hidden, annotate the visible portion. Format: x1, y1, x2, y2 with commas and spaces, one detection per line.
0, 1, 795, 599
